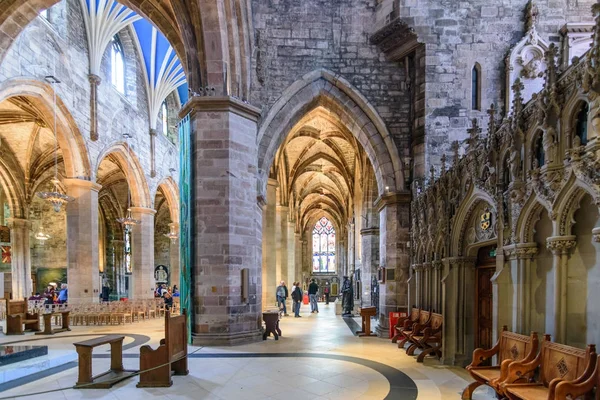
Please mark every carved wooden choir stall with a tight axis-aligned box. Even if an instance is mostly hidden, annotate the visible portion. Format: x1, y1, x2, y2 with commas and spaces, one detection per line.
137, 310, 189, 387
5, 298, 40, 335
392, 307, 420, 344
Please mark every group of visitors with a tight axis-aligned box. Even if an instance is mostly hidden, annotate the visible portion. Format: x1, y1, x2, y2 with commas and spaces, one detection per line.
29, 283, 68, 304
276, 279, 335, 317
154, 284, 179, 311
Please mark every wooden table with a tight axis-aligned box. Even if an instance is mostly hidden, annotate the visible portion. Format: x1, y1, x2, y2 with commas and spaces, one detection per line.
262, 312, 282, 340
36, 311, 70, 335
73, 335, 137, 389
356, 306, 377, 337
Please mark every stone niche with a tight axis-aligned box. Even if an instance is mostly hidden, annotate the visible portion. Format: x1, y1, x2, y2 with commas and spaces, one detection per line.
559, 23, 594, 69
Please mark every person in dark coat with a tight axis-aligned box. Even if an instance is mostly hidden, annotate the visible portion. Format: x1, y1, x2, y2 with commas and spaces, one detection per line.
341, 276, 353, 316
308, 279, 319, 313
291, 282, 303, 317
101, 285, 110, 302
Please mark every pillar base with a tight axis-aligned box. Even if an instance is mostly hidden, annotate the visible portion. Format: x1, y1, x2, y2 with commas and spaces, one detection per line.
375, 322, 388, 338
191, 329, 263, 346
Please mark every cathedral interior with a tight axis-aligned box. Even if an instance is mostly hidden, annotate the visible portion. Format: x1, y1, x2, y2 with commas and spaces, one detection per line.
0, 0, 598, 398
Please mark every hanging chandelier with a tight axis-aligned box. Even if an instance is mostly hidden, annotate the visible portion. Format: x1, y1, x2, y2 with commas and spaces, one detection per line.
35, 224, 51, 242
164, 224, 178, 243
116, 133, 140, 231
36, 76, 73, 212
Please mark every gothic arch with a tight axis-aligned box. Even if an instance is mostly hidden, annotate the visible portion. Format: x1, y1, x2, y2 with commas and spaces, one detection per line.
154, 176, 180, 222
0, 148, 27, 218
96, 142, 151, 208
516, 194, 546, 243
553, 175, 596, 236
0, 78, 91, 179
450, 187, 496, 256
257, 68, 404, 197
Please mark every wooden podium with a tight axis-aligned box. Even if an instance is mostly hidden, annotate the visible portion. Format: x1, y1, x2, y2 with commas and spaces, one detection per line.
356, 306, 377, 337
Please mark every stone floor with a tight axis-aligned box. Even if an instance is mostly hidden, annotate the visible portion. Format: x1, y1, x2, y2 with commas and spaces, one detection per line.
0, 303, 497, 399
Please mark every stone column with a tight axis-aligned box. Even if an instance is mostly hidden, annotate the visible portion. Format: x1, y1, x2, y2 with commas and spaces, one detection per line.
129, 207, 155, 299
546, 236, 576, 343
88, 74, 101, 142
374, 192, 411, 337
412, 264, 422, 308
8, 218, 31, 299
433, 260, 443, 312
169, 223, 180, 288
112, 239, 125, 298
149, 128, 157, 178
514, 243, 537, 333
294, 233, 302, 283
287, 220, 295, 285
276, 205, 288, 286
180, 96, 262, 345
64, 179, 101, 304
360, 227, 379, 307
0, 189, 5, 225
262, 179, 277, 310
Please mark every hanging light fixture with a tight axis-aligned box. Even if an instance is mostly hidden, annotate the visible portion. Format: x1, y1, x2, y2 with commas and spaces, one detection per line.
36, 76, 74, 212
164, 223, 178, 243
35, 224, 51, 242
116, 133, 140, 231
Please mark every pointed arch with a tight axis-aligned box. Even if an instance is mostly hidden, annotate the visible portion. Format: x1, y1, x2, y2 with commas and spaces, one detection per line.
154, 176, 180, 222
553, 174, 597, 237
96, 142, 151, 208
257, 68, 404, 197
450, 187, 496, 256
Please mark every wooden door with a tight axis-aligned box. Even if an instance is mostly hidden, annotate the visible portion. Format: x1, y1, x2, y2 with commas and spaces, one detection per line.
475, 265, 494, 350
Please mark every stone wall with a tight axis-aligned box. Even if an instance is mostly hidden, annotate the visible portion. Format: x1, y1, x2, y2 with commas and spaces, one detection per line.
251, 0, 412, 159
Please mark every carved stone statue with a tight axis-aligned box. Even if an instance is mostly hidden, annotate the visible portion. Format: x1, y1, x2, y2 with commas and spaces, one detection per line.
509, 139, 522, 181
341, 276, 354, 316
543, 125, 557, 164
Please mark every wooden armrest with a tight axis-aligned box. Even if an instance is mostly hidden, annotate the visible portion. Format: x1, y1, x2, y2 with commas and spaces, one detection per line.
467, 340, 500, 368
411, 323, 427, 335
402, 319, 414, 329
422, 326, 441, 341
555, 358, 599, 400
504, 350, 542, 384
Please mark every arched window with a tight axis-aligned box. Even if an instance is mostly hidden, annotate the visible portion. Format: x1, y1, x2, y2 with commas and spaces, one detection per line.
534, 132, 544, 168
161, 101, 168, 136
312, 217, 335, 273
110, 35, 125, 93
574, 102, 589, 146
472, 64, 481, 110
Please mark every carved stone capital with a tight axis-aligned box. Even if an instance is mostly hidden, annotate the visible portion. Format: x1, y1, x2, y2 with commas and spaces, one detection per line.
432, 260, 443, 270
515, 242, 538, 259
88, 74, 101, 86
546, 235, 577, 255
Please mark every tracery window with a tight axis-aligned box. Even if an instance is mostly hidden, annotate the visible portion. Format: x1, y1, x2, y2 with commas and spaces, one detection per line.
575, 102, 589, 146
472, 64, 481, 110
312, 217, 335, 273
111, 35, 125, 93
161, 101, 168, 136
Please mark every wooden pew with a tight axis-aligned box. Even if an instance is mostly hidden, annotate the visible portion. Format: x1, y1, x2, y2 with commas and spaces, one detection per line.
405, 312, 443, 362
555, 356, 600, 399
137, 310, 189, 387
5, 298, 40, 335
462, 327, 539, 399
392, 307, 419, 343
502, 341, 597, 400
398, 309, 431, 349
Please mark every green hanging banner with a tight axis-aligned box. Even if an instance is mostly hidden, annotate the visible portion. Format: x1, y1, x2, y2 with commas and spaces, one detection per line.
178, 114, 192, 343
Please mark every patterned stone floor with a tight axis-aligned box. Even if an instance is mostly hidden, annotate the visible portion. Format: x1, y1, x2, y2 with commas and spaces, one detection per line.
0, 303, 497, 399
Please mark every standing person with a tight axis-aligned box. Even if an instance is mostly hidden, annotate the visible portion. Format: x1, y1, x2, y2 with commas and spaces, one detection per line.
163, 289, 173, 311
57, 284, 68, 304
341, 276, 354, 316
324, 282, 330, 305
291, 282, 302, 317
308, 279, 319, 313
101, 284, 110, 302
276, 281, 289, 316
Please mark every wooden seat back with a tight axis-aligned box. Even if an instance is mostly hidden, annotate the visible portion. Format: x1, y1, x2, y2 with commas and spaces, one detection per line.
417, 310, 431, 326
497, 326, 538, 364
428, 313, 442, 332
409, 307, 420, 321
6, 298, 28, 316
166, 310, 187, 363
539, 341, 596, 387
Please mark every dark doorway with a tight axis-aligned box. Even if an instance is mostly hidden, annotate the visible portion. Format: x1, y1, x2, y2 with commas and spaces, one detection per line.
475, 246, 496, 351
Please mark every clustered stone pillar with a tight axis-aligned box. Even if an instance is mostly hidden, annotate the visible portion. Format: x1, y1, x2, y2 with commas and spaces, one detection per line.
287, 220, 296, 285
513, 243, 537, 333
150, 128, 157, 178
64, 179, 101, 304
130, 207, 155, 299
276, 205, 288, 287
169, 222, 180, 288
360, 227, 379, 307
432, 261, 443, 312
262, 179, 277, 309
112, 239, 125, 298
8, 218, 31, 299
546, 236, 576, 344
88, 74, 101, 142
375, 192, 411, 337
181, 96, 262, 345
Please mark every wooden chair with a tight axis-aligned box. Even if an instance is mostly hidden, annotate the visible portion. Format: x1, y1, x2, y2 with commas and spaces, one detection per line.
5, 298, 40, 334
555, 356, 600, 399
137, 310, 189, 387
502, 341, 597, 400
132, 304, 145, 322
398, 309, 431, 349
462, 327, 539, 399
392, 307, 419, 343
406, 312, 444, 362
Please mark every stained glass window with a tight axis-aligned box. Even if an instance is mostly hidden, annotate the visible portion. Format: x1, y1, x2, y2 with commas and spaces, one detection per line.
111, 35, 125, 93
312, 217, 335, 273
124, 229, 132, 274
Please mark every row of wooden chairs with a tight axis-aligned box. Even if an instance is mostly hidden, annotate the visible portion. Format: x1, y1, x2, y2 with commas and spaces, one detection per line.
69, 299, 179, 326
462, 326, 599, 400
391, 307, 443, 362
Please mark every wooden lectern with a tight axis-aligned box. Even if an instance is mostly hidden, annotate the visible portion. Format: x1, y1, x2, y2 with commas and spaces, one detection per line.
356, 306, 377, 337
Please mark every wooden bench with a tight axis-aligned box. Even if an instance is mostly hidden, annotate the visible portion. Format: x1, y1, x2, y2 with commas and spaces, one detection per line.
398, 309, 431, 349
502, 340, 597, 400
35, 311, 71, 335
392, 307, 419, 343
74, 335, 137, 389
555, 356, 600, 399
356, 306, 377, 337
5, 298, 40, 335
462, 327, 539, 399
405, 312, 443, 362
137, 310, 189, 387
